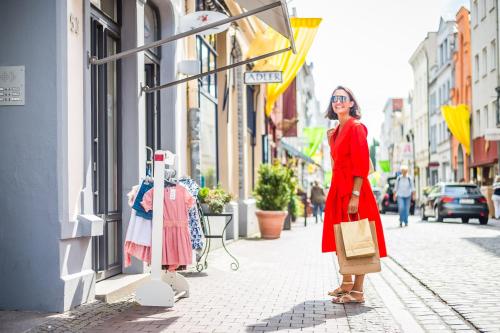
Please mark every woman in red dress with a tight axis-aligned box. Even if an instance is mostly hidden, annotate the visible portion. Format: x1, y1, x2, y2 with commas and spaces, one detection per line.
322, 86, 387, 304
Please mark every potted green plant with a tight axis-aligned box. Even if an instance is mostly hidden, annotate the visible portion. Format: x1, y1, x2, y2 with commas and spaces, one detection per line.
253, 162, 292, 239
198, 186, 232, 214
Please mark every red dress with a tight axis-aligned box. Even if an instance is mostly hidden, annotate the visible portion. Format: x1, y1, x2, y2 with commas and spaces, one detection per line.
322, 118, 387, 257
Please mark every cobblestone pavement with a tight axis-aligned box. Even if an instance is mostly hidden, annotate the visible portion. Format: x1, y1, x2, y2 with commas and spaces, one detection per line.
27, 214, 489, 333
383, 213, 500, 333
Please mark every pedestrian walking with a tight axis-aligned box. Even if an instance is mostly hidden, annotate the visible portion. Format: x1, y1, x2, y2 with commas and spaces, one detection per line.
322, 86, 387, 304
310, 180, 326, 223
492, 176, 500, 219
393, 165, 415, 227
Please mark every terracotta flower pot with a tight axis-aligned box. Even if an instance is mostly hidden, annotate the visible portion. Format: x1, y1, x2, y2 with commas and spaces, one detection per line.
255, 210, 288, 239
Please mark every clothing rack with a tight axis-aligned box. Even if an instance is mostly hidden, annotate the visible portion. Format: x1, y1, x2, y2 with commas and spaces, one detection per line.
135, 150, 189, 307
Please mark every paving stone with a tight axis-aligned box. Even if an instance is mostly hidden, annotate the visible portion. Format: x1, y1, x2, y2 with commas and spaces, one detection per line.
29, 217, 492, 332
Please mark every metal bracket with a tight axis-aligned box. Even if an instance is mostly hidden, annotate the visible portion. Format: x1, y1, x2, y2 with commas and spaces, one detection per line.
142, 46, 292, 94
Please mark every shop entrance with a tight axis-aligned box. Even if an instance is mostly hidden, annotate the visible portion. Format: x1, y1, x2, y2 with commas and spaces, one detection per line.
90, 3, 122, 281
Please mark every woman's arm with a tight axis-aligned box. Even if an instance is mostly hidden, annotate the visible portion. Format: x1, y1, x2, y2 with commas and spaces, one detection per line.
348, 176, 363, 214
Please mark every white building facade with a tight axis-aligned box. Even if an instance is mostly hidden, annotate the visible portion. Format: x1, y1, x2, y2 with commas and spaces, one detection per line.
470, 0, 500, 184
409, 32, 437, 197
428, 18, 456, 185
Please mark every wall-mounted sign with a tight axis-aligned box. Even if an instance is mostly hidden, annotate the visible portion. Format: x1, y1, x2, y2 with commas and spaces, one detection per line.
244, 71, 283, 85
0, 66, 25, 106
179, 11, 230, 36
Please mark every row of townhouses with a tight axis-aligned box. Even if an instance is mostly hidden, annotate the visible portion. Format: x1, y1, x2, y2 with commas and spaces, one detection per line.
379, 1, 500, 201
0, 0, 324, 312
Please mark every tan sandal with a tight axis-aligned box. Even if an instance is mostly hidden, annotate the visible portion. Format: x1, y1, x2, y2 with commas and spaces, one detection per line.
327, 281, 354, 297
331, 290, 365, 304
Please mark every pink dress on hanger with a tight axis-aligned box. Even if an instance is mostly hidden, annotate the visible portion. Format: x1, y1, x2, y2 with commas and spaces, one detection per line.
141, 185, 195, 269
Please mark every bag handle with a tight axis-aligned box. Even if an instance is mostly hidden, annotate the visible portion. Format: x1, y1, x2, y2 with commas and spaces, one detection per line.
347, 213, 361, 222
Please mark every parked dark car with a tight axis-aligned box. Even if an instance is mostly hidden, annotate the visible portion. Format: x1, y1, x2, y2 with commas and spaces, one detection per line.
420, 183, 489, 224
379, 176, 415, 215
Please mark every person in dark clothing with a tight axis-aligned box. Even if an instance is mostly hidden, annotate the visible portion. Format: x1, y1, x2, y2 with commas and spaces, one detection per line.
310, 180, 326, 222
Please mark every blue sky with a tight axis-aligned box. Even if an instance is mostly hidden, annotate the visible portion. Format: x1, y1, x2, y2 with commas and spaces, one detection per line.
291, 0, 469, 140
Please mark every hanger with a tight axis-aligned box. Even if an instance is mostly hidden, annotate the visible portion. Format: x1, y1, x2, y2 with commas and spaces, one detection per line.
164, 168, 177, 187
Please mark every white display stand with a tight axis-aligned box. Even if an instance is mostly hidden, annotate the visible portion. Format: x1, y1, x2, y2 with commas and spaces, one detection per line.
136, 150, 189, 307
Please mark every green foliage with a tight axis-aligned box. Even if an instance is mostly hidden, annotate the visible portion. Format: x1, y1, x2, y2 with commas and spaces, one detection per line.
422, 186, 431, 196
254, 162, 292, 211
199, 185, 232, 214
198, 187, 210, 203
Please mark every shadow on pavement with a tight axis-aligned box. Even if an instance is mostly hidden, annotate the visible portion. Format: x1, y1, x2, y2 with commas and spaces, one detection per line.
84, 306, 180, 333
464, 235, 500, 258
245, 300, 373, 332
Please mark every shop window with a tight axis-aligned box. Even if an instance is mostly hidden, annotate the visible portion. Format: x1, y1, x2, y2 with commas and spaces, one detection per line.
144, 2, 161, 151
144, 2, 160, 56
90, 0, 118, 21
197, 36, 218, 188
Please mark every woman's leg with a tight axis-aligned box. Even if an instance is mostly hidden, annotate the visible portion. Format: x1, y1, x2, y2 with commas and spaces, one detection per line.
332, 274, 365, 303
351, 274, 365, 301
328, 274, 354, 295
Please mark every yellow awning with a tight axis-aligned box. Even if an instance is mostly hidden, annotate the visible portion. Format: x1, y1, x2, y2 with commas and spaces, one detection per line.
247, 17, 322, 116
441, 104, 471, 155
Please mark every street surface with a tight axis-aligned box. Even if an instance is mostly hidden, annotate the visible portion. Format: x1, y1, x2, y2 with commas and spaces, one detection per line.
12, 214, 500, 332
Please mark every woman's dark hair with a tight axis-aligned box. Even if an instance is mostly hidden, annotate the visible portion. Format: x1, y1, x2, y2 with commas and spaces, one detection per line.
325, 86, 361, 120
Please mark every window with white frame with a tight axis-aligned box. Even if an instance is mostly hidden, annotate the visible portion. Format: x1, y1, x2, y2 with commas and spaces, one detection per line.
482, 47, 488, 77
476, 109, 481, 136
481, 0, 486, 19
439, 44, 443, 66
474, 54, 480, 80
491, 39, 496, 71
490, 0, 495, 11
473, 1, 478, 26
430, 125, 437, 153
430, 93, 437, 114
495, 101, 500, 125
483, 105, 489, 130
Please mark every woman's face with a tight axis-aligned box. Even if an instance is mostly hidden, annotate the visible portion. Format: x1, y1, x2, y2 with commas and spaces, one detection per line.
331, 89, 354, 117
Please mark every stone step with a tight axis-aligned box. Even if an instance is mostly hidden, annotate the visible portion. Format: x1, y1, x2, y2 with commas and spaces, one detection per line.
95, 273, 149, 303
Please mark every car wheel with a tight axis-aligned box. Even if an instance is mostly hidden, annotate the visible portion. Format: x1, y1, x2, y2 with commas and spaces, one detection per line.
461, 217, 469, 223
479, 217, 488, 225
421, 206, 427, 221
434, 206, 443, 222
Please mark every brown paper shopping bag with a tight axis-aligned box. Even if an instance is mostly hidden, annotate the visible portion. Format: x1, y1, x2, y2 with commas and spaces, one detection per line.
340, 218, 376, 259
334, 221, 381, 275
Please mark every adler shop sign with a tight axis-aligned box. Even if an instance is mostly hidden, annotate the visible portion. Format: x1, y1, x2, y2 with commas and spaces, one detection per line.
244, 71, 283, 84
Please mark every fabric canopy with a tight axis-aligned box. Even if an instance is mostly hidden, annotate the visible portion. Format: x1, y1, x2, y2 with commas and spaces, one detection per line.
236, 0, 295, 51
303, 127, 326, 157
441, 104, 471, 155
247, 17, 322, 116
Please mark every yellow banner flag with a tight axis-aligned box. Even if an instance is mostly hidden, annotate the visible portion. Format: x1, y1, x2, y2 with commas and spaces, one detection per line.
441, 104, 471, 155
247, 18, 322, 116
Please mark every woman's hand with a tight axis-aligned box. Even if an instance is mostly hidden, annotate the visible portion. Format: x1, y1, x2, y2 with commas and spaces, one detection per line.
348, 196, 359, 214
327, 122, 339, 141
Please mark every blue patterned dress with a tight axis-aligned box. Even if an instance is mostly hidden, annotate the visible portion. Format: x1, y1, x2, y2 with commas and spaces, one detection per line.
179, 177, 204, 250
